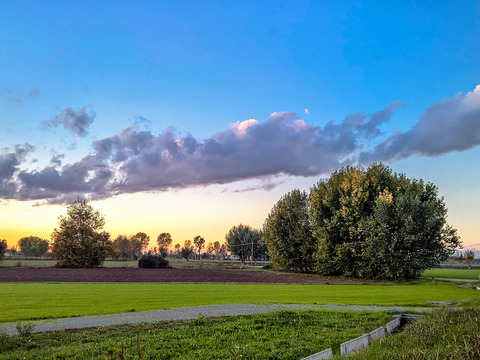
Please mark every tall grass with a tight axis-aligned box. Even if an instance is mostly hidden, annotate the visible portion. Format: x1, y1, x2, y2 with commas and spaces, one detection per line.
0, 310, 392, 359
359, 308, 480, 359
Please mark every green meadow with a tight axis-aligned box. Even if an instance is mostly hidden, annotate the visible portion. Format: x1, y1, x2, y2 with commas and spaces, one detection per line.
0, 310, 393, 360
1, 282, 478, 323
422, 268, 480, 280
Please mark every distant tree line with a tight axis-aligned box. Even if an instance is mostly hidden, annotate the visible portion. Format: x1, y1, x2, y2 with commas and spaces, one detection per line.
263, 163, 461, 280
45, 199, 236, 268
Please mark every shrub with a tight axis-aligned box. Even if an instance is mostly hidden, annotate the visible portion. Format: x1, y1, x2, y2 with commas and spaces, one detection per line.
138, 254, 169, 268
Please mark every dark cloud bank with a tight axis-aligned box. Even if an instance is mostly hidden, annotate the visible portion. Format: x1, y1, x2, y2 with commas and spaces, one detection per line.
2, 86, 480, 204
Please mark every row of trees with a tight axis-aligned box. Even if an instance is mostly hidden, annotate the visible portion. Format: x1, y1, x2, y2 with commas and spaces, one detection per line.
49, 200, 240, 267
263, 163, 461, 280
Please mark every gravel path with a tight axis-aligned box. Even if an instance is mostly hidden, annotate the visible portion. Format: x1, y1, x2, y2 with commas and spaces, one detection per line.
0, 303, 434, 335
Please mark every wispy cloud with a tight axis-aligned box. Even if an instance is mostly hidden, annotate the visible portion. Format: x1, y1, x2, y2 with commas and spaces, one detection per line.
42, 106, 96, 139
3, 88, 39, 103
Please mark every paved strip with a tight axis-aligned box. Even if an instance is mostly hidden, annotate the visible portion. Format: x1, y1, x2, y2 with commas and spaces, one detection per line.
0, 303, 434, 335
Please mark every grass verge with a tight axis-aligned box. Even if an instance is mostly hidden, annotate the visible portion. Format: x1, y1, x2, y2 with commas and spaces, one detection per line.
1, 282, 478, 323
359, 308, 480, 359
0, 310, 392, 359
421, 268, 480, 280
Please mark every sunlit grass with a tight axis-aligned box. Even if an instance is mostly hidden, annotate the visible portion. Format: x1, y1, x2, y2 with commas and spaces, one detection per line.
0, 282, 477, 323
359, 308, 480, 359
422, 268, 480, 280
0, 310, 393, 359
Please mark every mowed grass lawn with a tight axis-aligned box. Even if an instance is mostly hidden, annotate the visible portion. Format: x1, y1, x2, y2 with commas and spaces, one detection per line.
422, 268, 480, 280
1, 282, 478, 323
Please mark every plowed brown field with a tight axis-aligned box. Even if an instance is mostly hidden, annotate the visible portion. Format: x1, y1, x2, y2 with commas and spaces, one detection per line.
0, 267, 362, 284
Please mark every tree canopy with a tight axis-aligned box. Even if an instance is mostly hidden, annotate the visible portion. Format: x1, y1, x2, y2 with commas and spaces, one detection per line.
0, 239, 7, 261
193, 235, 205, 259
51, 200, 113, 268
264, 163, 461, 279
263, 190, 315, 273
17, 236, 49, 257
157, 233, 173, 258
226, 224, 264, 265
112, 232, 150, 260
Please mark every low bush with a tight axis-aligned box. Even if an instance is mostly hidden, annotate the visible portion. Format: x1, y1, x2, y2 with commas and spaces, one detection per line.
138, 255, 169, 268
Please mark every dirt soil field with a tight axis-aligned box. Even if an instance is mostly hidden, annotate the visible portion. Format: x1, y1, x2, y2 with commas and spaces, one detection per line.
0, 267, 363, 284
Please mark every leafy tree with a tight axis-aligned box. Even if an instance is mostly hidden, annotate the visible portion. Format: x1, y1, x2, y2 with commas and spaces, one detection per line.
213, 241, 221, 259
0, 239, 7, 261
263, 190, 315, 273
112, 233, 149, 260
465, 250, 475, 268
308, 163, 461, 279
180, 240, 194, 261
51, 200, 112, 268
112, 235, 130, 259
17, 236, 49, 257
157, 233, 173, 258
174, 243, 181, 258
129, 232, 150, 259
219, 243, 229, 259
226, 224, 264, 266
206, 242, 214, 258
193, 235, 205, 259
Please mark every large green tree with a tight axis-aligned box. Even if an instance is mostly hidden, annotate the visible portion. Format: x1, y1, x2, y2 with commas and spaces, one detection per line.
51, 200, 112, 268
266, 163, 461, 279
226, 224, 264, 266
263, 190, 315, 272
308, 163, 460, 279
17, 236, 49, 257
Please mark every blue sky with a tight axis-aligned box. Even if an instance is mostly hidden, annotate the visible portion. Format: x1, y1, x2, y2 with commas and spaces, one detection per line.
1, 1, 479, 249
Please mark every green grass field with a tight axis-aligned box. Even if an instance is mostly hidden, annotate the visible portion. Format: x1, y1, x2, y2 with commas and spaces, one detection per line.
0, 310, 394, 359
1, 282, 477, 323
422, 268, 480, 280
359, 308, 480, 359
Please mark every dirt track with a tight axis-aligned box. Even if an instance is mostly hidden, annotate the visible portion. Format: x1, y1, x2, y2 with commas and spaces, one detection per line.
0, 267, 362, 284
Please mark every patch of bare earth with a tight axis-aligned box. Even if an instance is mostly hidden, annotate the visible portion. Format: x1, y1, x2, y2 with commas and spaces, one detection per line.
0, 267, 362, 284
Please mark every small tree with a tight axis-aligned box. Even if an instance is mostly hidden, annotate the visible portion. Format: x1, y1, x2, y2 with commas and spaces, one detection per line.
112, 235, 130, 259
193, 235, 205, 259
51, 200, 112, 268
17, 236, 49, 257
129, 232, 150, 259
174, 243, 181, 258
180, 240, 194, 261
157, 233, 173, 258
465, 250, 475, 268
226, 224, 264, 266
213, 241, 221, 259
206, 242, 214, 258
0, 239, 7, 261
